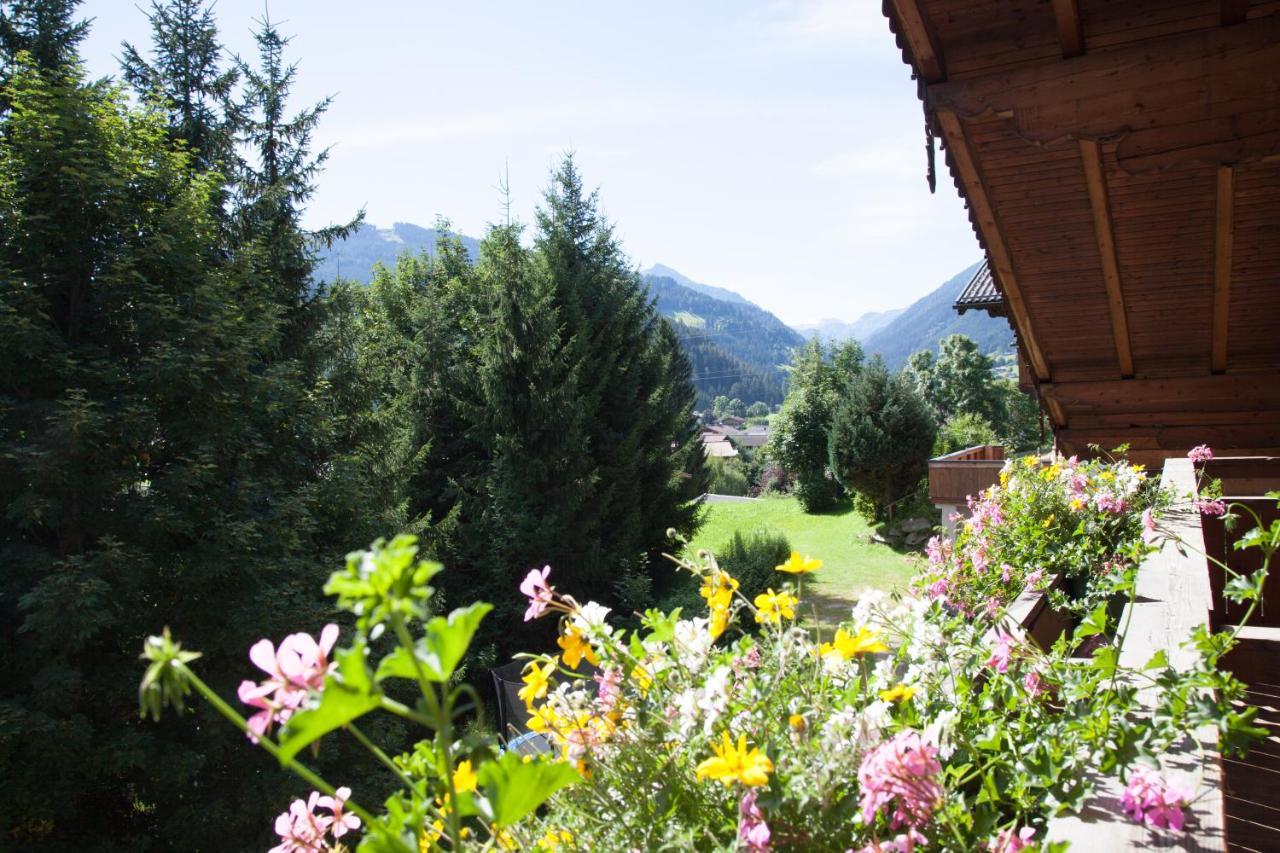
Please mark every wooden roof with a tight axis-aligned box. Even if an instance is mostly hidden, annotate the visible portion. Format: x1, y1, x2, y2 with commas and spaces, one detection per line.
954, 261, 1006, 316
881, 0, 1280, 466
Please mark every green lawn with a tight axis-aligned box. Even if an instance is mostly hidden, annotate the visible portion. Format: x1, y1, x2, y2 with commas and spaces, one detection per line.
685, 495, 919, 625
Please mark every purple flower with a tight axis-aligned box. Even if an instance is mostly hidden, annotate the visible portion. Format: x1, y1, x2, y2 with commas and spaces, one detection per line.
1188, 445, 1213, 465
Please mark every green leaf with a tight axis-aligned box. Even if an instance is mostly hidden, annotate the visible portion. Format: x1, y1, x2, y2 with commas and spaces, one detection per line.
1142, 649, 1168, 671
423, 602, 492, 682
477, 751, 580, 827
1076, 602, 1108, 639
278, 644, 381, 763
1090, 645, 1119, 678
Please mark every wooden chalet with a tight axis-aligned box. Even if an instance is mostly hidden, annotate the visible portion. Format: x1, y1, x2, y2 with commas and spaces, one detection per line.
882, 0, 1280, 469
878, 2, 1280, 848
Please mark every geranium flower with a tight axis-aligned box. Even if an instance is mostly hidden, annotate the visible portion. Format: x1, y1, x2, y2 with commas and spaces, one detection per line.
594, 667, 622, 712
738, 789, 772, 851
858, 730, 944, 829
1022, 670, 1048, 699
518, 659, 557, 708
985, 628, 1016, 674
1121, 766, 1193, 829
239, 625, 338, 742
1141, 508, 1160, 544
753, 588, 798, 625
987, 826, 1035, 851
1188, 444, 1213, 464
520, 566, 554, 621
557, 623, 599, 668
776, 551, 822, 574
316, 786, 361, 839
1193, 498, 1227, 517
695, 731, 773, 787
819, 626, 888, 660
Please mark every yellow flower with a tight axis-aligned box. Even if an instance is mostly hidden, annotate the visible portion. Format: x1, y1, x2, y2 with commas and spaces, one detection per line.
518, 659, 557, 708
776, 551, 822, 574
695, 731, 773, 787
1042, 514, 1056, 529
753, 588, 798, 625
495, 828, 519, 850
452, 759, 477, 793
1022, 455, 1039, 468
537, 829, 573, 851
1042, 463, 1062, 481
630, 662, 654, 693
422, 819, 445, 849
709, 601, 730, 639
556, 624, 599, 668
999, 468, 1011, 487
527, 703, 566, 735
1099, 470, 1115, 482
701, 569, 739, 606
879, 684, 916, 703
1069, 497, 1085, 512
788, 713, 806, 732
819, 626, 888, 660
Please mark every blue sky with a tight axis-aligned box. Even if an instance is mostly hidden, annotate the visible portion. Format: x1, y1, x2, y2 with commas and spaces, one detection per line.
80, 0, 980, 325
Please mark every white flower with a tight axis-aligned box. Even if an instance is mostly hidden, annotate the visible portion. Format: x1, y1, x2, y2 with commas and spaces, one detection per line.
673, 618, 713, 672
923, 708, 958, 759
851, 589, 889, 626
573, 601, 613, 634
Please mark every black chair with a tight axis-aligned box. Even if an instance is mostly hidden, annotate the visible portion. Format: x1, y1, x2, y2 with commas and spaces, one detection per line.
489, 659, 553, 757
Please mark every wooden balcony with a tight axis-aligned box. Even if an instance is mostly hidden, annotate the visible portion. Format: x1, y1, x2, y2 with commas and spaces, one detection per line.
928, 444, 1006, 535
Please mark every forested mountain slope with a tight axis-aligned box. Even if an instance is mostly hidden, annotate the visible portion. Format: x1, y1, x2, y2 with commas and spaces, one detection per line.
861, 262, 1015, 369
313, 222, 481, 284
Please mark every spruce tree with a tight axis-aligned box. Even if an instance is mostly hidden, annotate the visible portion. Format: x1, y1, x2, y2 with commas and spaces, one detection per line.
531, 156, 705, 610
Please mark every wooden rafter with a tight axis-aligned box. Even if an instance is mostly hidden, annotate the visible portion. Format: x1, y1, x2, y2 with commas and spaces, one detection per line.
1212, 165, 1235, 372
1051, 0, 1084, 58
1078, 139, 1134, 378
1222, 0, 1249, 25
886, 0, 945, 83
934, 111, 1057, 414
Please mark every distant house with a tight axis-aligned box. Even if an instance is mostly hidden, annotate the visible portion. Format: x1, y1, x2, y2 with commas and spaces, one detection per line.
719, 415, 745, 428
730, 429, 769, 450
700, 432, 738, 459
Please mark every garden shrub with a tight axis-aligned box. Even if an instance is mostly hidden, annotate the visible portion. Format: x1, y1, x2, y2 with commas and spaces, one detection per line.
716, 527, 793, 605
706, 456, 750, 496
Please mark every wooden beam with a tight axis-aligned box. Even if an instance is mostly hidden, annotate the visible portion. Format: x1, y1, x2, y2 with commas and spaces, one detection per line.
925, 16, 1280, 151
1078, 139, 1134, 378
1040, 373, 1280, 409
934, 110, 1053, 388
1051, 0, 1084, 58
886, 0, 945, 83
1222, 0, 1249, 25
1212, 165, 1235, 372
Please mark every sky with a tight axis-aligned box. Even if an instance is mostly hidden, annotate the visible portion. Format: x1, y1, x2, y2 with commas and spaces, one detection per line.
79, 0, 981, 326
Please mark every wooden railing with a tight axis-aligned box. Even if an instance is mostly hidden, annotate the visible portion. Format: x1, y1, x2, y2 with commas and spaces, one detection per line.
1040, 458, 1227, 849
928, 445, 1006, 535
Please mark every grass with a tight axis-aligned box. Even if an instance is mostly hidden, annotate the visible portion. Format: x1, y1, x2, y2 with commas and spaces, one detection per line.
684, 495, 919, 626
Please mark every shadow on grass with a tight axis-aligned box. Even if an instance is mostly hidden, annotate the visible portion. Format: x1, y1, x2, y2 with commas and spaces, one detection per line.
806, 497, 857, 519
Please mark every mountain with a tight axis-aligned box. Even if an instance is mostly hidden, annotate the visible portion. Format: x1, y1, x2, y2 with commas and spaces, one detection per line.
312, 222, 481, 284
641, 264, 752, 306
644, 274, 806, 408
860, 261, 1016, 369
796, 309, 904, 343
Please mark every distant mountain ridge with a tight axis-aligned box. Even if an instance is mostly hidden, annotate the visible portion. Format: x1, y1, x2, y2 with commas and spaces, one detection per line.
312, 222, 480, 284
643, 271, 806, 407
641, 264, 751, 306
796, 309, 904, 344
860, 262, 1016, 369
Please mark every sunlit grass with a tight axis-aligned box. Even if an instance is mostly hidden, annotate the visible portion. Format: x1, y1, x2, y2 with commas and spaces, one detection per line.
685, 495, 919, 627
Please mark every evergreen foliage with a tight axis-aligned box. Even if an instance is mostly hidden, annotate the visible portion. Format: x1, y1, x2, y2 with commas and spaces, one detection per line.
827, 358, 937, 523
0, 5, 387, 848
768, 339, 864, 512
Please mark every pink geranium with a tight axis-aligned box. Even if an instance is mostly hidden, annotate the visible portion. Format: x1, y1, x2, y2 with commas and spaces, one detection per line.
855, 828, 927, 852
738, 789, 772, 852
519, 565, 554, 621
985, 628, 1016, 674
1022, 670, 1048, 699
1193, 498, 1227, 517
1141, 508, 1159, 544
1187, 445, 1213, 465
858, 731, 944, 831
987, 826, 1036, 851
270, 788, 361, 852
1121, 766, 1193, 830
239, 625, 339, 742
595, 667, 622, 712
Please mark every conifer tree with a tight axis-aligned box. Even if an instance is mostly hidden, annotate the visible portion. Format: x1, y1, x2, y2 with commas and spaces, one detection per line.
827, 358, 937, 523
